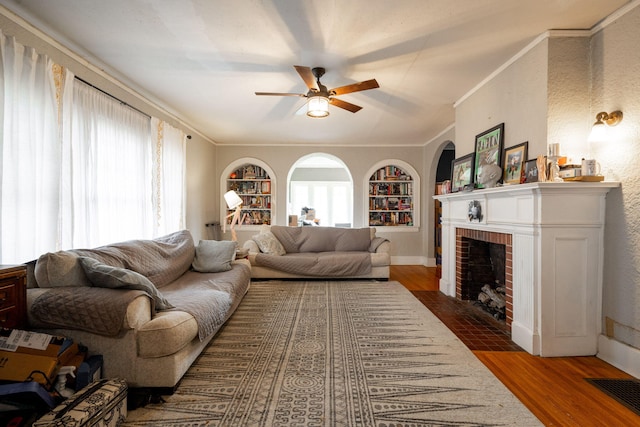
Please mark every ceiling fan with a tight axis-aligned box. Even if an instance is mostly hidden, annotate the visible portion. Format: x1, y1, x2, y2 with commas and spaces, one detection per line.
255, 65, 379, 118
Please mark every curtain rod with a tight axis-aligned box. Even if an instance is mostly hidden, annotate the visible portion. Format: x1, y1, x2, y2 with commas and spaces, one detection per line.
74, 76, 151, 119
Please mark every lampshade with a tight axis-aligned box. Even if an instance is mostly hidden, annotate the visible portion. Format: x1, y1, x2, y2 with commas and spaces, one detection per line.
588, 122, 607, 143
224, 190, 243, 209
307, 96, 330, 118
588, 110, 623, 143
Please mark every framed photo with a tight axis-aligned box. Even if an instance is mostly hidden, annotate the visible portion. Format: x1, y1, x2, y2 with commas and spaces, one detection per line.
524, 158, 539, 183
503, 141, 528, 184
474, 123, 504, 188
451, 153, 475, 192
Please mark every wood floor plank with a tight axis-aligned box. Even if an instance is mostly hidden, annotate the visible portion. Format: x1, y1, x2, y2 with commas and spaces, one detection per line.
393, 265, 640, 426
390, 265, 438, 291
474, 351, 638, 426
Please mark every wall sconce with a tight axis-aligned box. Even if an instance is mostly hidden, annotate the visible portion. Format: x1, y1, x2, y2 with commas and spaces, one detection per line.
588, 110, 623, 143
307, 96, 330, 118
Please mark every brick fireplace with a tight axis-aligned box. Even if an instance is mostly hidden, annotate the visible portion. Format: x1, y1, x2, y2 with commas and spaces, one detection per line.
456, 228, 512, 326
434, 182, 618, 356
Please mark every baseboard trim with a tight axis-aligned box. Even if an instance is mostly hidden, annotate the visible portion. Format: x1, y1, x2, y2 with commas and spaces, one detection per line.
597, 335, 640, 378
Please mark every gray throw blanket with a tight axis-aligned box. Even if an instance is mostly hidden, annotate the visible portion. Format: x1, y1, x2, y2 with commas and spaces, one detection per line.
161, 266, 251, 340
31, 264, 251, 340
255, 251, 372, 277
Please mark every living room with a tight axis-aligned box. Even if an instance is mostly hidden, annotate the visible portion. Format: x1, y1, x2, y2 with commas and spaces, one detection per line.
0, 1, 639, 425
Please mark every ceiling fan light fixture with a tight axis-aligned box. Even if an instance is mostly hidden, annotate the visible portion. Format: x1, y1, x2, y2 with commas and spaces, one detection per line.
307, 96, 330, 118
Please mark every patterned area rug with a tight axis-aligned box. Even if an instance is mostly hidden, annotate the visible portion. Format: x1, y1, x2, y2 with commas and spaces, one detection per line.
124, 281, 541, 426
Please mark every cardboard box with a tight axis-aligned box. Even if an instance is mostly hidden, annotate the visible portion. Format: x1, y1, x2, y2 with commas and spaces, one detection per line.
0, 351, 59, 387
0, 329, 72, 359
0, 329, 80, 389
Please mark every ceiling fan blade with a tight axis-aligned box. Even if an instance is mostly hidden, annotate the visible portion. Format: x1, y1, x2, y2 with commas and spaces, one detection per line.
294, 65, 319, 91
330, 79, 379, 96
329, 98, 362, 113
255, 92, 305, 97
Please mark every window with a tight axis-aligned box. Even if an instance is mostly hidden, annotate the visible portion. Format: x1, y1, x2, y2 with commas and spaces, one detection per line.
288, 154, 353, 227
0, 32, 186, 263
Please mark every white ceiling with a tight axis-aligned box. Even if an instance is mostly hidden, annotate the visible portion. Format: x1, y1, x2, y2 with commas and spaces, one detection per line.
0, 0, 629, 146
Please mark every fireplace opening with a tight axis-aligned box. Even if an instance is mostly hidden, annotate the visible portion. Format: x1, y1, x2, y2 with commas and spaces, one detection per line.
456, 228, 513, 326
463, 239, 506, 321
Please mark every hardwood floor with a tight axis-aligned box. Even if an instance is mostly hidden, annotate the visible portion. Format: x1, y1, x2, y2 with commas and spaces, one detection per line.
391, 265, 639, 427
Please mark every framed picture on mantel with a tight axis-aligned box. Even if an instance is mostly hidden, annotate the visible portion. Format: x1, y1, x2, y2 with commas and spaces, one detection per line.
451, 153, 475, 192
474, 123, 504, 189
503, 141, 528, 185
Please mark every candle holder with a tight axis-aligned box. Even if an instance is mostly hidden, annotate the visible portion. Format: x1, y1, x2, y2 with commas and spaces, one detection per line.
547, 143, 563, 182
548, 156, 563, 182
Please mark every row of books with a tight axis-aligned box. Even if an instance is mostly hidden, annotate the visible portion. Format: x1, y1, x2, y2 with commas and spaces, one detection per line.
228, 180, 271, 194
369, 182, 413, 196
226, 209, 271, 225
369, 212, 413, 226
370, 166, 412, 181
369, 197, 412, 211
229, 165, 270, 180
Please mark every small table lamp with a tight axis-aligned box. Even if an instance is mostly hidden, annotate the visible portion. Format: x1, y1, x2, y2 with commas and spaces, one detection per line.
223, 190, 244, 241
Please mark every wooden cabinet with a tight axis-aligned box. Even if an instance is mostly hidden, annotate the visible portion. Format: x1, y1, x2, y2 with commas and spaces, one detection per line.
224, 160, 274, 228
0, 265, 27, 329
368, 164, 415, 227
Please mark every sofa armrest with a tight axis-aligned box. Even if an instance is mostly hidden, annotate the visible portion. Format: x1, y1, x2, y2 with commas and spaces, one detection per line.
243, 239, 260, 254
375, 240, 391, 254
26, 287, 153, 334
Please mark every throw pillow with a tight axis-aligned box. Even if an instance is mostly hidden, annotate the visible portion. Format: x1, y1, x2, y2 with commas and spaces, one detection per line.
191, 240, 237, 272
252, 231, 286, 255
78, 257, 174, 311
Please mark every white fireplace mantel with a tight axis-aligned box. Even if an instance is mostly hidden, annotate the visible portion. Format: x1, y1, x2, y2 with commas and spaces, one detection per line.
434, 182, 620, 357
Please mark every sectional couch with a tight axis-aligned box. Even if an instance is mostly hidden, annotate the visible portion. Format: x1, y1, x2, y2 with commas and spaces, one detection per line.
25, 230, 251, 390
243, 225, 390, 280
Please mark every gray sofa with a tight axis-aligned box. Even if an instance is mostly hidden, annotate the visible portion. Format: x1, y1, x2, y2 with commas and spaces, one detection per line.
25, 230, 251, 390
243, 225, 390, 280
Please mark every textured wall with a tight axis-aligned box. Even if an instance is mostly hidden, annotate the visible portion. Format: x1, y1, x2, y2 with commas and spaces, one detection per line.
547, 36, 591, 163
592, 4, 640, 351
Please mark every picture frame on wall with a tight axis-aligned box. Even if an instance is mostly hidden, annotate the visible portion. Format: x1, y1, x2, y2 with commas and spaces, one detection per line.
451, 153, 475, 192
474, 123, 505, 188
524, 158, 540, 183
502, 141, 528, 184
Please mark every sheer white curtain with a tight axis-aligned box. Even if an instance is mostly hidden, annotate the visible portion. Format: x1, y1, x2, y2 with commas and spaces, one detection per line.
63, 79, 153, 248
0, 32, 59, 263
151, 117, 186, 236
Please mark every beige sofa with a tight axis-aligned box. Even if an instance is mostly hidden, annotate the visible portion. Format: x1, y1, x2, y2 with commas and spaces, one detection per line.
25, 230, 251, 390
243, 225, 390, 280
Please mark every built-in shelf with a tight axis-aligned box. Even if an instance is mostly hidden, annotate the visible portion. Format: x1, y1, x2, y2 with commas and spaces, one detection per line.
221, 158, 275, 230
365, 160, 420, 230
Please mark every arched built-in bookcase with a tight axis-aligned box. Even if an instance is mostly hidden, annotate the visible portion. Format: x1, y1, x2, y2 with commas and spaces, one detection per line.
364, 160, 420, 231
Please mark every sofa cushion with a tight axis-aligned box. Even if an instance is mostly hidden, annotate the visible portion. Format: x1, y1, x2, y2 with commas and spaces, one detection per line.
270, 226, 371, 253
79, 257, 174, 311
252, 231, 286, 255
191, 240, 236, 272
